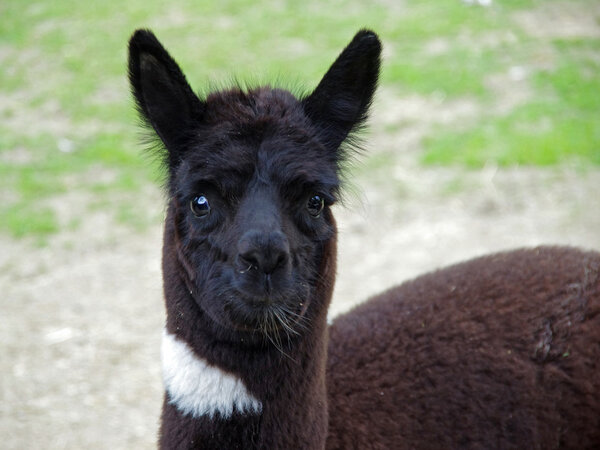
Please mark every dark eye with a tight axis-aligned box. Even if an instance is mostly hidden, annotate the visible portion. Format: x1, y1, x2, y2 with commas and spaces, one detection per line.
307, 194, 325, 217
190, 195, 211, 218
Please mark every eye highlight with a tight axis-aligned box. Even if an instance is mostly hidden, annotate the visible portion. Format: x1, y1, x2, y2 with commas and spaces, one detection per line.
307, 194, 325, 218
190, 195, 211, 218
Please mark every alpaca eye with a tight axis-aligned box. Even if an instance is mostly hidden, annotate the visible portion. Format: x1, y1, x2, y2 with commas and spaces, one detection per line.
307, 194, 325, 218
190, 195, 211, 218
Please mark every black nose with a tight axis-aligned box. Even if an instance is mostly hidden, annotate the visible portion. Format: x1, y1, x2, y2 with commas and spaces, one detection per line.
238, 230, 290, 275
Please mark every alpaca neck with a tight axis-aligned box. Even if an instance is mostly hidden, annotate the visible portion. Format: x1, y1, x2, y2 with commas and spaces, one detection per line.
159, 224, 333, 449
159, 317, 329, 450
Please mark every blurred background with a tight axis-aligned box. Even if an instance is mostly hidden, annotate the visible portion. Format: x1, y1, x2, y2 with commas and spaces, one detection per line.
1, 0, 599, 448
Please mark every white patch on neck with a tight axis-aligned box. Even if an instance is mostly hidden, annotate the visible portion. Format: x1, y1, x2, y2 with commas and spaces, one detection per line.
161, 329, 262, 419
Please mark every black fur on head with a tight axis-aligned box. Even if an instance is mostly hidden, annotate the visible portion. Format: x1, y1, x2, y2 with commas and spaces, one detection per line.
128, 29, 381, 349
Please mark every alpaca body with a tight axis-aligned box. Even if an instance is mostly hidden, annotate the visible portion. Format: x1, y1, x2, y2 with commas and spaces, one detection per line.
327, 246, 600, 449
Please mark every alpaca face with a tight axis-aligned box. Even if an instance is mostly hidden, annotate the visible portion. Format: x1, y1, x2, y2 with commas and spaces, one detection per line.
128, 29, 381, 343
170, 88, 339, 336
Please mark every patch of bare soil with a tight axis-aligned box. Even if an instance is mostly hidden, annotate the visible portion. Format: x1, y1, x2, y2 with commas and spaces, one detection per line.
2, 73, 600, 450
0, 206, 165, 449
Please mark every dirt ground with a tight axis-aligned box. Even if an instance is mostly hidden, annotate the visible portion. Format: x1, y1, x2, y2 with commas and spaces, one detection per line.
2, 92, 600, 449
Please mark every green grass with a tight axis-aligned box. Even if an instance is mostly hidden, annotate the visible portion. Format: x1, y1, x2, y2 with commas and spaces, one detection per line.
423, 38, 600, 166
1, 205, 59, 238
0, 0, 598, 237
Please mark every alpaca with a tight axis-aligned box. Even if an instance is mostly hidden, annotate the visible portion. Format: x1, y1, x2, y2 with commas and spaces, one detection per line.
128, 29, 600, 449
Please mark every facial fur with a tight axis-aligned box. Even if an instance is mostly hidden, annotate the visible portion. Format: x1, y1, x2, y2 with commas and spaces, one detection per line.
169, 88, 338, 346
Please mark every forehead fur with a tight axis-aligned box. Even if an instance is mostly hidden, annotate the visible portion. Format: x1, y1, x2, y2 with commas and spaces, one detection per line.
178, 86, 339, 194
204, 87, 303, 126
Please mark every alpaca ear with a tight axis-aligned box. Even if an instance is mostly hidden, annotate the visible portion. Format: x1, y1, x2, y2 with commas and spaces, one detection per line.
128, 29, 204, 170
302, 29, 381, 154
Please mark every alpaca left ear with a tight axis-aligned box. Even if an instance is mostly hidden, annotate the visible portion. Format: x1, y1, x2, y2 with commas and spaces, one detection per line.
302, 30, 381, 154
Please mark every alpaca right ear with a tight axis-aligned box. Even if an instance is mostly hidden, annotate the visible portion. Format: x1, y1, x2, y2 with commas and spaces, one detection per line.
302, 30, 381, 156
128, 29, 204, 170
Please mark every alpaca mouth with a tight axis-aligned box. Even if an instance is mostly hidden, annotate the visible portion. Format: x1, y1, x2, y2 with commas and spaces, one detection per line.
224, 294, 310, 338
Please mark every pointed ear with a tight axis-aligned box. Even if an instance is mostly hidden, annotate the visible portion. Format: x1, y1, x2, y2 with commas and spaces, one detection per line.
128, 29, 204, 170
302, 30, 381, 154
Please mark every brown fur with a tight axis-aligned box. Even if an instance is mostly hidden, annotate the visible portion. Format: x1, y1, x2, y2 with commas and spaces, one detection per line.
327, 247, 600, 449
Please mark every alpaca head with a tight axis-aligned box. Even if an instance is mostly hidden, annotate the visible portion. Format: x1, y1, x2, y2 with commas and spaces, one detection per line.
128, 30, 381, 346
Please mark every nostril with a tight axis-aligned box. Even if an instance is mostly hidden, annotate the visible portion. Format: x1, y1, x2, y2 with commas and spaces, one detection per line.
272, 252, 288, 273
238, 251, 259, 273
261, 247, 289, 275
